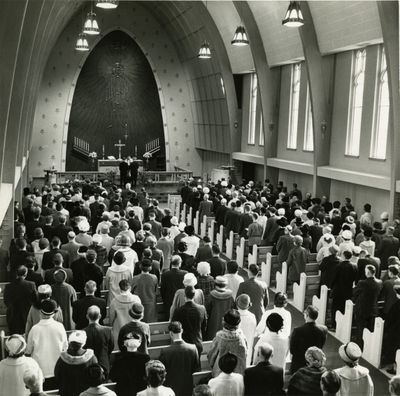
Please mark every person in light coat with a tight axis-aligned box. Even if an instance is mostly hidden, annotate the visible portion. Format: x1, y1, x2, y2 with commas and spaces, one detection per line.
236, 294, 256, 367
334, 342, 374, 396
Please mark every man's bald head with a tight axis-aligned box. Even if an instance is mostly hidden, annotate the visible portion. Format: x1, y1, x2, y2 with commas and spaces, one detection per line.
86, 305, 101, 322
258, 342, 273, 361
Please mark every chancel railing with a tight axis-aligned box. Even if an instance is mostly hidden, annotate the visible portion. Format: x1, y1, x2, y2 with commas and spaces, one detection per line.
72, 137, 90, 160
145, 138, 160, 155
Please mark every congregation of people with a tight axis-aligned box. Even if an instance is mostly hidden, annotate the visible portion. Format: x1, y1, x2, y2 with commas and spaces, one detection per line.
1, 176, 400, 396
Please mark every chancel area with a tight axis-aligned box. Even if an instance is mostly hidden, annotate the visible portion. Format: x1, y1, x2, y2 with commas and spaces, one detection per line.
0, 0, 399, 395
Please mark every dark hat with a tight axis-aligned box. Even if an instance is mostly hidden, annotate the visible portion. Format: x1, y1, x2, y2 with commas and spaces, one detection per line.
223, 309, 241, 328
129, 303, 144, 319
40, 299, 58, 316
54, 269, 67, 283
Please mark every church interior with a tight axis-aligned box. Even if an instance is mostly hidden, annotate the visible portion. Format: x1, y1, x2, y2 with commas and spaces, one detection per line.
0, 0, 400, 395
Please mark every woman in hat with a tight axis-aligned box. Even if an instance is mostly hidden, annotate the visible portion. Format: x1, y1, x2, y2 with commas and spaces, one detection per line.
0, 334, 43, 396
287, 347, 327, 395
334, 342, 373, 396
25, 283, 63, 337
110, 333, 150, 396
137, 360, 175, 396
207, 309, 247, 376
196, 261, 215, 305
206, 276, 234, 340
169, 272, 204, 319
54, 330, 98, 396
253, 313, 289, 369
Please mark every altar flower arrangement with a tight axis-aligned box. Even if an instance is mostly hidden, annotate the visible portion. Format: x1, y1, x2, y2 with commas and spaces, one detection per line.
143, 152, 152, 159
89, 151, 97, 159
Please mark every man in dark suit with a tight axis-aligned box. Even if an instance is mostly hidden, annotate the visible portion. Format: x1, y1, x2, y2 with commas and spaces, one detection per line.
9, 237, 32, 280
159, 321, 199, 396
172, 286, 207, 356
147, 212, 162, 240
195, 236, 213, 262
25, 207, 44, 242
215, 198, 228, 229
331, 250, 358, 328
160, 255, 187, 313
289, 305, 328, 374
207, 244, 227, 278
119, 159, 129, 188
72, 280, 107, 329
61, 231, 82, 264
4, 265, 37, 334
239, 204, 253, 238
353, 264, 383, 347
25, 255, 44, 288
224, 202, 241, 235
244, 342, 285, 396
376, 226, 400, 270
42, 236, 70, 271
52, 215, 73, 245
44, 253, 73, 285
84, 305, 114, 375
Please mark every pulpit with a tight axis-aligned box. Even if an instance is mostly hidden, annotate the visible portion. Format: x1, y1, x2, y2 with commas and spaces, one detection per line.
44, 168, 57, 185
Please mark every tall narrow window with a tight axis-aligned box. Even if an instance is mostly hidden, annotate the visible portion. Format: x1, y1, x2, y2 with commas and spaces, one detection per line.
345, 49, 366, 156
248, 73, 257, 144
287, 63, 301, 149
259, 114, 264, 146
303, 85, 314, 151
370, 47, 389, 160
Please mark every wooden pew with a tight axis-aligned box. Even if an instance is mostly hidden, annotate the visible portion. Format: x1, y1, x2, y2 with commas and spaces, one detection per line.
207, 219, 216, 244
362, 317, 384, 368
248, 246, 273, 266
224, 231, 234, 260
292, 272, 321, 312
236, 237, 246, 268
47, 382, 117, 395
180, 203, 187, 224
396, 350, 400, 375
0, 330, 6, 359
167, 194, 182, 219
261, 261, 271, 287
275, 262, 287, 294
335, 300, 354, 344
216, 225, 224, 252
193, 210, 200, 235
312, 285, 329, 326
149, 321, 170, 345
187, 207, 193, 226
193, 370, 212, 386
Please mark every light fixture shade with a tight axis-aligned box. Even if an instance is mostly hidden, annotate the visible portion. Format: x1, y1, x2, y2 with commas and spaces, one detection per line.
198, 41, 211, 59
75, 33, 90, 51
83, 11, 100, 35
96, 0, 119, 9
282, 1, 304, 27
231, 25, 249, 46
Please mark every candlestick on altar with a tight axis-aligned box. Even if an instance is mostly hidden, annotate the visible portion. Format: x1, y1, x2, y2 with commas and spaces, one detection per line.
102, 145, 105, 159
135, 145, 138, 158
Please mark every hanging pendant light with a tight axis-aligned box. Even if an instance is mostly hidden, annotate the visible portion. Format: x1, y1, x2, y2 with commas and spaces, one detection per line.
95, 0, 119, 9
198, 41, 211, 59
83, 11, 100, 35
231, 25, 249, 46
75, 33, 90, 51
282, 1, 304, 27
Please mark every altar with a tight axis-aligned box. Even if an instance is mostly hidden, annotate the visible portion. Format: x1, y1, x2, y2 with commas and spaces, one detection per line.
98, 159, 121, 174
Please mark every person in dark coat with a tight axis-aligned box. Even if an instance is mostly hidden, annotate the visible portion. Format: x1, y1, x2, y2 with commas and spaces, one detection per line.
319, 245, 340, 289
159, 321, 199, 396
130, 159, 139, 187
117, 303, 150, 355
52, 215, 73, 245
215, 199, 228, 229
382, 285, 400, 373
206, 276, 234, 340
276, 226, 295, 264
237, 264, 269, 324
195, 236, 213, 262
110, 332, 150, 396
239, 205, 254, 238
289, 305, 328, 374
71, 246, 91, 295
376, 226, 400, 270
224, 202, 241, 235
207, 244, 227, 278
72, 280, 107, 329
172, 286, 207, 356
160, 255, 187, 313
84, 305, 114, 376
287, 235, 308, 284
4, 265, 37, 334
83, 250, 104, 298
380, 264, 400, 317
44, 253, 73, 285
9, 237, 32, 280
244, 342, 285, 396
54, 330, 98, 396
119, 159, 129, 188
25, 255, 44, 288
42, 237, 70, 271
330, 250, 357, 328
352, 264, 382, 348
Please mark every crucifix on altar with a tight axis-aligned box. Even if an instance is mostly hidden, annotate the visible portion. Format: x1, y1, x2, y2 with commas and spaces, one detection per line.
114, 139, 126, 160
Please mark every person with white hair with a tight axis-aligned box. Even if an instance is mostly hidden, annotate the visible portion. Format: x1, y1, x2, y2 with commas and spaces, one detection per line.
0, 334, 43, 396
276, 225, 295, 265
169, 216, 180, 240
23, 367, 47, 396
196, 261, 215, 304
117, 219, 136, 245
95, 212, 112, 234
199, 193, 213, 219
338, 230, 355, 259
75, 217, 93, 247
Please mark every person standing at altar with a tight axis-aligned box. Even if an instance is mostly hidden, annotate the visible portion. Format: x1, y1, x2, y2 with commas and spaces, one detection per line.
130, 158, 139, 187
119, 159, 129, 188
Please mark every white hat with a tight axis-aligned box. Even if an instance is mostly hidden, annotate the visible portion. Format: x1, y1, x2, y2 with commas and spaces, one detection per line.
277, 208, 285, 216
38, 284, 52, 294
183, 273, 197, 287
170, 216, 178, 226
221, 181, 228, 187
294, 209, 302, 218
339, 342, 362, 364
92, 234, 102, 244
380, 211, 389, 220
178, 222, 186, 232
342, 230, 352, 240
203, 187, 210, 194
69, 330, 87, 345
5, 335, 26, 356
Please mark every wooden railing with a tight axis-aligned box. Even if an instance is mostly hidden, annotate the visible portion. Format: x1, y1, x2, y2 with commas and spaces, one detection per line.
142, 170, 193, 183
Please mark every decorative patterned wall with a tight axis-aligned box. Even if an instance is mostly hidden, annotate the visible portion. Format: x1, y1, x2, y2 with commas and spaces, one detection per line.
66, 30, 164, 170
30, 2, 202, 177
